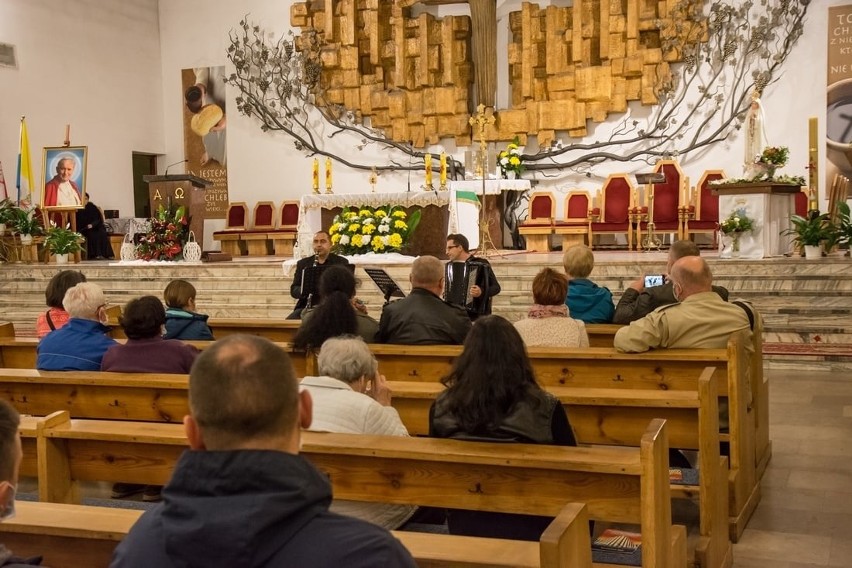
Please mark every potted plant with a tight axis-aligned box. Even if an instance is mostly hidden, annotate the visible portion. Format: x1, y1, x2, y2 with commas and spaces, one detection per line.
0, 199, 16, 236
498, 137, 524, 179
781, 210, 834, 259
837, 202, 852, 255
719, 208, 755, 258
9, 206, 43, 244
44, 225, 83, 263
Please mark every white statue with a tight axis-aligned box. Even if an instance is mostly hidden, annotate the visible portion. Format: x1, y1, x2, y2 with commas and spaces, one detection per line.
743, 90, 768, 178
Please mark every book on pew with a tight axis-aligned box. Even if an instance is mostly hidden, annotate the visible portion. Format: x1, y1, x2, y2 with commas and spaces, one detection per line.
591, 528, 642, 566
669, 467, 699, 486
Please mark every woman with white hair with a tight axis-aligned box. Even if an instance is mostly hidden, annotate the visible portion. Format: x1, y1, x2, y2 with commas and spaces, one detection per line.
36, 282, 117, 370
300, 336, 414, 529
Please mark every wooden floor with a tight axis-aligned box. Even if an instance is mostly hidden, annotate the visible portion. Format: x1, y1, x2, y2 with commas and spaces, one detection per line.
732, 368, 852, 567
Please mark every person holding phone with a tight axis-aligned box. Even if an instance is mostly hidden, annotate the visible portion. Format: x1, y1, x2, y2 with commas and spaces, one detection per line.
613, 240, 729, 324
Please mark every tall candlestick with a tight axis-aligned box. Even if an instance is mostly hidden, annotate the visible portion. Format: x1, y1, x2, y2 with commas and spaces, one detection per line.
312, 158, 319, 192
808, 116, 819, 208
425, 153, 433, 186
325, 157, 332, 192
439, 152, 447, 186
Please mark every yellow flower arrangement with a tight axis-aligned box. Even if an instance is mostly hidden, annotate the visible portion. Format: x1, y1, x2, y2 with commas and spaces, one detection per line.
498, 136, 524, 178
329, 205, 421, 255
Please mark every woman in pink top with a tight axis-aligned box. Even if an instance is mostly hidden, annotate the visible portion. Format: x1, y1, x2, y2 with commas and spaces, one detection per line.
36, 270, 87, 339
513, 267, 589, 348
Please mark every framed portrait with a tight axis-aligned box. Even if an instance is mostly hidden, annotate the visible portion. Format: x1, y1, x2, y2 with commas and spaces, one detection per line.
41, 146, 87, 210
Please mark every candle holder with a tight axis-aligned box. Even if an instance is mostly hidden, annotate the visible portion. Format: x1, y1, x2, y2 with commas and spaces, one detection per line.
635, 172, 666, 252
422, 183, 435, 192
369, 167, 378, 193
439, 181, 448, 191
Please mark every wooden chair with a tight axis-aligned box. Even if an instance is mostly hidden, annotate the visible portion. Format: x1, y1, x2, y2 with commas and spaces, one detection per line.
636, 160, 687, 248
212, 202, 248, 256
684, 170, 725, 248
268, 201, 299, 256
590, 174, 634, 250
241, 201, 275, 256
519, 192, 556, 251
553, 191, 592, 247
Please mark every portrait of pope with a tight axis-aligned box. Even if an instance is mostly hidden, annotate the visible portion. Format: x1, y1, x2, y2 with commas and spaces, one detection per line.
42, 148, 86, 209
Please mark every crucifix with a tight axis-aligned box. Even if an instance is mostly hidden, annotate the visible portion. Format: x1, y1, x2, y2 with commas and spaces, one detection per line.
469, 103, 499, 255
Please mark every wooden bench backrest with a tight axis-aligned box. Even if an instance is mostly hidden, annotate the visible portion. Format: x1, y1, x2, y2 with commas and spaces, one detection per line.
0, 500, 591, 568
29, 412, 678, 568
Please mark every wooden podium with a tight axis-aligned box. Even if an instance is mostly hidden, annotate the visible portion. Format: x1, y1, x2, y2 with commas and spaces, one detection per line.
142, 175, 211, 247
712, 182, 801, 258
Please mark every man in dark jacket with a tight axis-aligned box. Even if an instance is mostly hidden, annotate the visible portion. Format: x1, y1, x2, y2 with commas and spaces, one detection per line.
287, 230, 350, 319
444, 233, 501, 320
111, 335, 415, 568
613, 240, 729, 324
376, 256, 471, 345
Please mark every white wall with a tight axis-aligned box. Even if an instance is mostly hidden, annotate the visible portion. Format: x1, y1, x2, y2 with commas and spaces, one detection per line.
0, 0, 164, 216
2, 0, 845, 228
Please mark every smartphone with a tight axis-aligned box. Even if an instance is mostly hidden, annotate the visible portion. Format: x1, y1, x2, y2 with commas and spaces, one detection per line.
644, 274, 665, 288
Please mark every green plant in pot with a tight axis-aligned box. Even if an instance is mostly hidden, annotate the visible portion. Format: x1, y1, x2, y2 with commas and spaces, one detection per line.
781, 210, 834, 258
44, 225, 83, 256
0, 199, 17, 233
9, 206, 43, 239
837, 202, 852, 253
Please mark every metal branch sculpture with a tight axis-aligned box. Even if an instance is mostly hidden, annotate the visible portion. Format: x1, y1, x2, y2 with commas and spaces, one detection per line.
226, 0, 808, 179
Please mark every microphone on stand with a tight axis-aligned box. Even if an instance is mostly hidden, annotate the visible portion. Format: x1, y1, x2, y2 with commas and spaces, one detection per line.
164, 159, 189, 176
407, 141, 414, 193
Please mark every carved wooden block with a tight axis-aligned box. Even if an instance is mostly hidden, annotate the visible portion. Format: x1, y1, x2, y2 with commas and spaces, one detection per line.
290, 0, 702, 147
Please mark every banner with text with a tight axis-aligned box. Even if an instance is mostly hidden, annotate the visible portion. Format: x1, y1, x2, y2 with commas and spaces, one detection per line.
181, 66, 228, 218
827, 6, 852, 197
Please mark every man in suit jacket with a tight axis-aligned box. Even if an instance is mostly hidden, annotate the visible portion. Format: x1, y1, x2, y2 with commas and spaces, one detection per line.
444, 233, 501, 320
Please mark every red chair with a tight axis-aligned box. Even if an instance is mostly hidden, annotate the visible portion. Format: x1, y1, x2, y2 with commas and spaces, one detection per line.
242, 202, 276, 256
554, 191, 592, 247
794, 187, 809, 217
684, 170, 725, 248
212, 202, 248, 256
590, 175, 635, 250
252, 202, 276, 230
269, 201, 300, 256
519, 192, 556, 251
636, 160, 687, 248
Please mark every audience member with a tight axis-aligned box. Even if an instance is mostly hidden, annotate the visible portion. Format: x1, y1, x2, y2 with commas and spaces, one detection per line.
102, 296, 199, 374
101, 295, 199, 503
443, 233, 501, 320
613, 240, 729, 324
429, 315, 577, 541
562, 244, 614, 323
111, 335, 415, 567
514, 268, 589, 348
0, 400, 45, 567
163, 280, 214, 340
37, 283, 116, 371
300, 336, 414, 529
614, 256, 751, 353
287, 231, 350, 319
36, 270, 87, 339
293, 266, 377, 349
376, 256, 471, 345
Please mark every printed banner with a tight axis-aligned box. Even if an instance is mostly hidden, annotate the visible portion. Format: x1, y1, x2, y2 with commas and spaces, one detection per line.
181, 66, 228, 218
826, 6, 852, 195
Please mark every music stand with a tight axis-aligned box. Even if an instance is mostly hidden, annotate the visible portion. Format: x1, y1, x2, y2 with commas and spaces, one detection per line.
364, 268, 406, 305
300, 263, 356, 308
634, 172, 667, 252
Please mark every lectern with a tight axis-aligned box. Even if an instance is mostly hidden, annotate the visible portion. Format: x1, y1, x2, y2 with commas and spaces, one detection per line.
142, 175, 211, 247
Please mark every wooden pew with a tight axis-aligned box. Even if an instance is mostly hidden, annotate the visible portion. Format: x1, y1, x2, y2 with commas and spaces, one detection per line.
583, 323, 621, 347
108, 317, 302, 342
28, 412, 685, 568
353, 331, 757, 542
389, 368, 731, 568
0, 500, 593, 568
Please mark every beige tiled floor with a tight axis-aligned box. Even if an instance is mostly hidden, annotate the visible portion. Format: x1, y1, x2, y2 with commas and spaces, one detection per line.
732, 368, 852, 567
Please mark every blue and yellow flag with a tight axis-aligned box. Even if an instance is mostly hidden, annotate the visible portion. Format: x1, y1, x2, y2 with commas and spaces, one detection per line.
16, 117, 34, 204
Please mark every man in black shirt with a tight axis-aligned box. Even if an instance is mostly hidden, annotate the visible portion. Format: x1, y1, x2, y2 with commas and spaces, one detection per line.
287, 231, 349, 319
443, 233, 501, 320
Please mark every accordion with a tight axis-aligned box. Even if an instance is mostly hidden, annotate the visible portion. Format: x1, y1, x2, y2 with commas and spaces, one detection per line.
445, 261, 482, 313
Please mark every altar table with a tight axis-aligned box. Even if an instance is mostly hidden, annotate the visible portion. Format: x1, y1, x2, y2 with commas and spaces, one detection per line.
712, 182, 800, 258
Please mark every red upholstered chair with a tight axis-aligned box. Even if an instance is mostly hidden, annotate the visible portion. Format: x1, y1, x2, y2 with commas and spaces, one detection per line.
590, 175, 635, 250
794, 187, 809, 217
212, 202, 248, 256
554, 191, 592, 247
279, 201, 299, 230
684, 170, 725, 248
269, 201, 300, 256
519, 192, 556, 251
252, 202, 276, 230
636, 160, 687, 248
